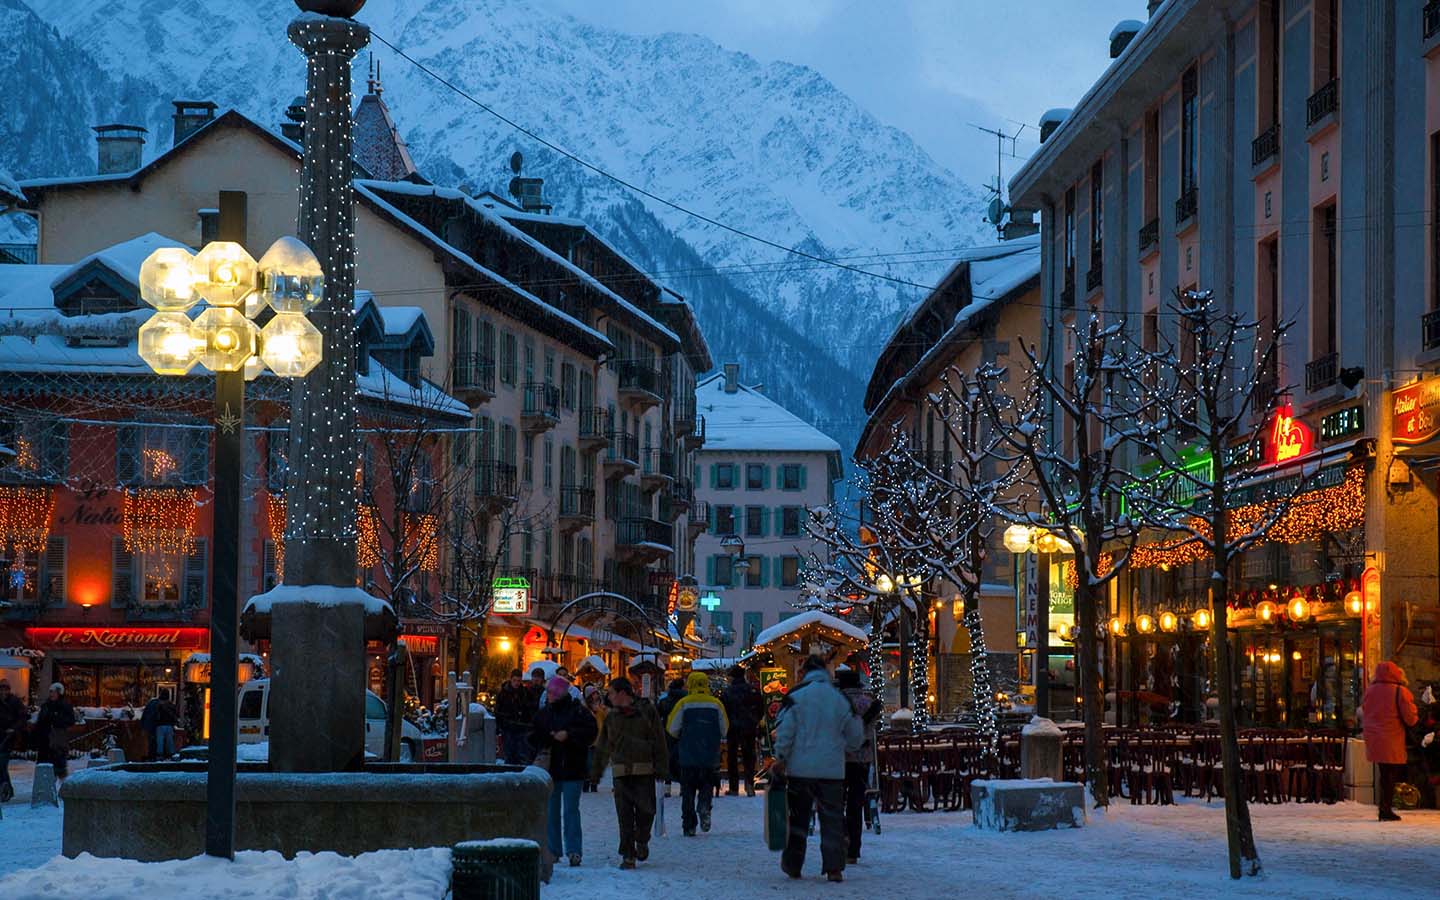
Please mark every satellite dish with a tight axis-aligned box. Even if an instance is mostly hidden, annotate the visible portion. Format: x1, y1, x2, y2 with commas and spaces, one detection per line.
509, 151, 524, 175
986, 197, 1007, 225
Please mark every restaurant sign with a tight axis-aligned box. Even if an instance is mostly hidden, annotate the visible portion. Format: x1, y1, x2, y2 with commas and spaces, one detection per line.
1392, 376, 1440, 446
491, 576, 531, 615
26, 627, 209, 652
1265, 403, 1314, 465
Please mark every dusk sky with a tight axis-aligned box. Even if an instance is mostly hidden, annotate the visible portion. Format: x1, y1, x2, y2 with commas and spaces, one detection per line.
541, 0, 1147, 192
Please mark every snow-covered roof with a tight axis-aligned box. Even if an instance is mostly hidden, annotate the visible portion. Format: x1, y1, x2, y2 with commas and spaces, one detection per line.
576, 654, 610, 676
695, 373, 842, 455
378, 306, 425, 337
750, 610, 868, 650
357, 358, 468, 418
0, 168, 24, 206
50, 232, 188, 291
690, 657, 740, 672
0, 265, 68, 309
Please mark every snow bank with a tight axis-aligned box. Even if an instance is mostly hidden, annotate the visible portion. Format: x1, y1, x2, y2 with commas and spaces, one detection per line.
0, 847, 451, 900
243, 585, 393, 617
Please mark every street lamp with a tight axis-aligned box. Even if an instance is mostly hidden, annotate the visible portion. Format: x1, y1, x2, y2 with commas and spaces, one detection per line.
137, 229, 325, 861
720, 533, 749, 577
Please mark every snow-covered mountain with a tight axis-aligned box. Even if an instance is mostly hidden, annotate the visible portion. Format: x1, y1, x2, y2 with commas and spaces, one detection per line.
8, 0, 996, 457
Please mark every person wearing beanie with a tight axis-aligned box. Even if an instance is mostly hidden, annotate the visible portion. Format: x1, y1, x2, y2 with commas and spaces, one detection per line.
34, 682, 77, 780
591, 677, 669, 868
666, 672, 728, 837
655, 677, 687, 798
531, 675, 597, 866
496, 668, 538, 765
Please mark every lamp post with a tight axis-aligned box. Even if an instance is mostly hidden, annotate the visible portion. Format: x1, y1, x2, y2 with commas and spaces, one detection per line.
137, 223, 325, 861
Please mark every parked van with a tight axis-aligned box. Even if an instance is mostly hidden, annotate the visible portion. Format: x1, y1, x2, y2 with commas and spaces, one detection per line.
237, 678, 422, 762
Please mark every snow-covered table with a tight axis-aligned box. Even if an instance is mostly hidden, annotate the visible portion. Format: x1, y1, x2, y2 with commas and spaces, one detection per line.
970, 778, 1085, 832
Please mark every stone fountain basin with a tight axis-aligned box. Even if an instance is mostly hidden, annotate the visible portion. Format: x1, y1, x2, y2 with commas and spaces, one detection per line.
60, 762, 551, 867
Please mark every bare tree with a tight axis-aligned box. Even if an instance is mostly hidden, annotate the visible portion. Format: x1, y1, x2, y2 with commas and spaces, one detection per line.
977, 314, 1156, 808
1128, 288, 1316, 879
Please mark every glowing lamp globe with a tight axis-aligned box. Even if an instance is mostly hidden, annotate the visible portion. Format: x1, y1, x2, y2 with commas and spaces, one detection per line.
875, 573, 895, 594
1002, 524, 1033, 554
1344, 590, 1363, 616
257, 236, 325, 314
1108, 616, 1125, 636
1135, 614, 1156, 635
1158, 610, 1178, 632
1192, 608, 1213, 630
1287, 595, 1311, 622
1255, 599, 1278, 624
139, 247, 199, 311
194, 307, 259, 372
1035, 531, 1060, 554
138, 312, 201, 375
1055, 621, 1073, 641
191, 241, 257, 308
260, 312, 323, 377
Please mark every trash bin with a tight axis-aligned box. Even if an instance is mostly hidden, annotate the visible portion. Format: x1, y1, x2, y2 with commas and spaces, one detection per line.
451, 838, 540, 900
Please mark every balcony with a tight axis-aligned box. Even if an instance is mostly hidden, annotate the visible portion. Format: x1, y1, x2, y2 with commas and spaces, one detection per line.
1306, 79, 1339, 128
1085, 258, 1103, 293
521, 382, 560, 432
1251, 123, 1280, 168
450, 353, 495, 403
1175, 186, 1198, 226
603, 430, 640, 474
0, 243, 37, 265
578, 407, 610, 451
617, 516, 674, 564
617, 361, 663, 413
1424, 309, 1440, 351
1306, 352, 1338, 393
125, 600, 199, 623
640, 447, 675, 493
682, 414, 706, 449
671, 477, 694, 511
558, 485, 595, 533
1138, 218, 1159, 256
1428, 1, 1440, 41
474, 461, 518, 509
688, 500, 710, 538
674, 399, 699, 437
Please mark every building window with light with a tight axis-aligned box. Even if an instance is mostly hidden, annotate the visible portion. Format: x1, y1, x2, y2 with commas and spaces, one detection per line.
745, 556, 763, 588
140, 552, 183, 605
779, 556, 801, 588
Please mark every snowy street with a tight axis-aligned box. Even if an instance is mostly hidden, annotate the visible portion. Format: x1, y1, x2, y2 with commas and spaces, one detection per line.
3, 760, 1438, 899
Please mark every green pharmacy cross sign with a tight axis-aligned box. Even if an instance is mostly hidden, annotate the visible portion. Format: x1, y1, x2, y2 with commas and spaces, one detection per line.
492, 576, 531, 615
699, 591, 723, 612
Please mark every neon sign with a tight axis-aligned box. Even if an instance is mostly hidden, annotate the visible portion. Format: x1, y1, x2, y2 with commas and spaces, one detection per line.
1267, 404, 1313, 465
491, 576, 531, 615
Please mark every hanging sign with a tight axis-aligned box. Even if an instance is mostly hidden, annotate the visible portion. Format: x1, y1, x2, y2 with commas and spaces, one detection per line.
676, 582, 699, 612
1265, 403, 1314, 465
1392, 376, 1440, 445
491, 575, 531, 615
1023, 551, 1039, 647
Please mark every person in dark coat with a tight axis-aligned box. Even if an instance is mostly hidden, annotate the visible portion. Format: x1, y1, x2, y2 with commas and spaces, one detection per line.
835, 667, 882, 863
495, 669, 537, 764
33, 682, 77, 779
530, 676, 598, 866
655, 678, 687, 798
1362, 659, 1420, 821
590, 677, 669, 869
721, 665, 764, 796
0, 679, 27, 800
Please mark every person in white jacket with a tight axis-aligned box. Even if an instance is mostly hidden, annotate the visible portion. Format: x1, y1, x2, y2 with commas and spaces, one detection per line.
771, 657, 863, 883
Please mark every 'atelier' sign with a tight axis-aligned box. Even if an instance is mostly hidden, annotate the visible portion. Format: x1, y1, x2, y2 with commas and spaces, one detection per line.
1392, 376, 1440, 446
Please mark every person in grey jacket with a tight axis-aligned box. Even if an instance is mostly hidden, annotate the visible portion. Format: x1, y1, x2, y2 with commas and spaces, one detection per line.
772, 657, 863, 883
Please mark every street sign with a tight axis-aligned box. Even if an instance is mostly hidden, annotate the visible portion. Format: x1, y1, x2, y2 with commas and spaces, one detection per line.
492, 576, 531, 615
1024, 553, 1039, 647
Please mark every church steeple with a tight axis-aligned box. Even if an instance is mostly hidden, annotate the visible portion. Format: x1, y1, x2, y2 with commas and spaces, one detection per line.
352, 53, 425, 183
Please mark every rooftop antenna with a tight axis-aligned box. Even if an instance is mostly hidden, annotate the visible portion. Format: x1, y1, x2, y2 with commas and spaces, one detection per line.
367, 54, 382, 96
971, 122, 1029, 234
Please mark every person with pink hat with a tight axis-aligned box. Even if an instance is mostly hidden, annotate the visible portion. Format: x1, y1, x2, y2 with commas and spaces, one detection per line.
531, 675, 598, 866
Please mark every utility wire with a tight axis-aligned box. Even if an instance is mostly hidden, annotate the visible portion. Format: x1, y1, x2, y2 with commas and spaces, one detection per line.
369, 31, 939, 293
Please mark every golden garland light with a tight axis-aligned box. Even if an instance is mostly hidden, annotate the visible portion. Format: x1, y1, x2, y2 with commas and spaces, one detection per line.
0, 486, 56, 588
410, 513, 440, 573
1064, 552, 1114, 590
267, 494, 287, 581
122, 488, 199, 557
357, 503, 380, 570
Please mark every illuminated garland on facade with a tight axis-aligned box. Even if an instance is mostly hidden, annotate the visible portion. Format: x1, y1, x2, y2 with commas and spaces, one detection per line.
0, 486, 55, 555
267, 493, 287, 579
1065, 552, 1114, 589
121, 488, 198, 557
357, 503, 380, 570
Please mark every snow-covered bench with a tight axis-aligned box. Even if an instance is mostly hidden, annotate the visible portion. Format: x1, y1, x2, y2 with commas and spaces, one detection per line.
970, 778, 1085, 832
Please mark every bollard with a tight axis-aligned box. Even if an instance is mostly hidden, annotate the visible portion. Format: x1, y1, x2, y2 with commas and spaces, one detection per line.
31, 762, 58, 807
107, 748, 126, 765
1019, 716, 1064, 782
451, 838, 540, 900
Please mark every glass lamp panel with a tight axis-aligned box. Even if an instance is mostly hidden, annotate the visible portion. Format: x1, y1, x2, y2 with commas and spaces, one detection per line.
260, 312, 324, 378
257, 236, 325, 314
137, 312, 201, 375
139, 247, 199, 311
195, 306, 259, 372
191, 241, 257, 308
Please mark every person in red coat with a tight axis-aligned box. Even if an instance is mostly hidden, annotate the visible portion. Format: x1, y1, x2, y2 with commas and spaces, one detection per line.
1361, 660, 1419, 821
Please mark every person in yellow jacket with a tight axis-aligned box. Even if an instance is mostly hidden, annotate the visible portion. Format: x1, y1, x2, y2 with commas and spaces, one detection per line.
666, 672, 729, 836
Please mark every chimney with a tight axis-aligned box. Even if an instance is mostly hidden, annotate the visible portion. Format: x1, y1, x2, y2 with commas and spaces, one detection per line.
1147, 0, 1163, 16
172, 100, 218, 147
1109, 20, 1143, 58
280, 96, 306, 143
1039, 108, 1071, 143
723, 362, 739, 394
93, 124, 147, 175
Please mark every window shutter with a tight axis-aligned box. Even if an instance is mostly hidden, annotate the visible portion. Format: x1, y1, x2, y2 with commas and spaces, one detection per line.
759, 507, 769, 537
761, 465, 770, 490
709, 464, 718, 489
111, 536, 134, 607
116, 426, 140, 485
43, 422, 69, 481
798, 465, 808, 490
185, 538, 208, 608
184, 429, 210, 485
43, 536, 65, 606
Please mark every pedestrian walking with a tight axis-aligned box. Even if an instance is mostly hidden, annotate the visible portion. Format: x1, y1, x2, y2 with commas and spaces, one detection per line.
33, 682, 77, 780
835, 667, 882, 863
590, 677, 669, 869
665, 672, 727, 837
153, 693, 178, 760
772, 656, 862, 883
722, 665, 763, 797
584, 684, 607, 792
530, 676, 597, 866
0, 679, 27, 802
1362, 659, 1419, 821
495, 669, 538, 765
656, 678, 686, 798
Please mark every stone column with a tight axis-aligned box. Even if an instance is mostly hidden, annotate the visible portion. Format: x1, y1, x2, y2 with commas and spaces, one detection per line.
270, 11, 372, 773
